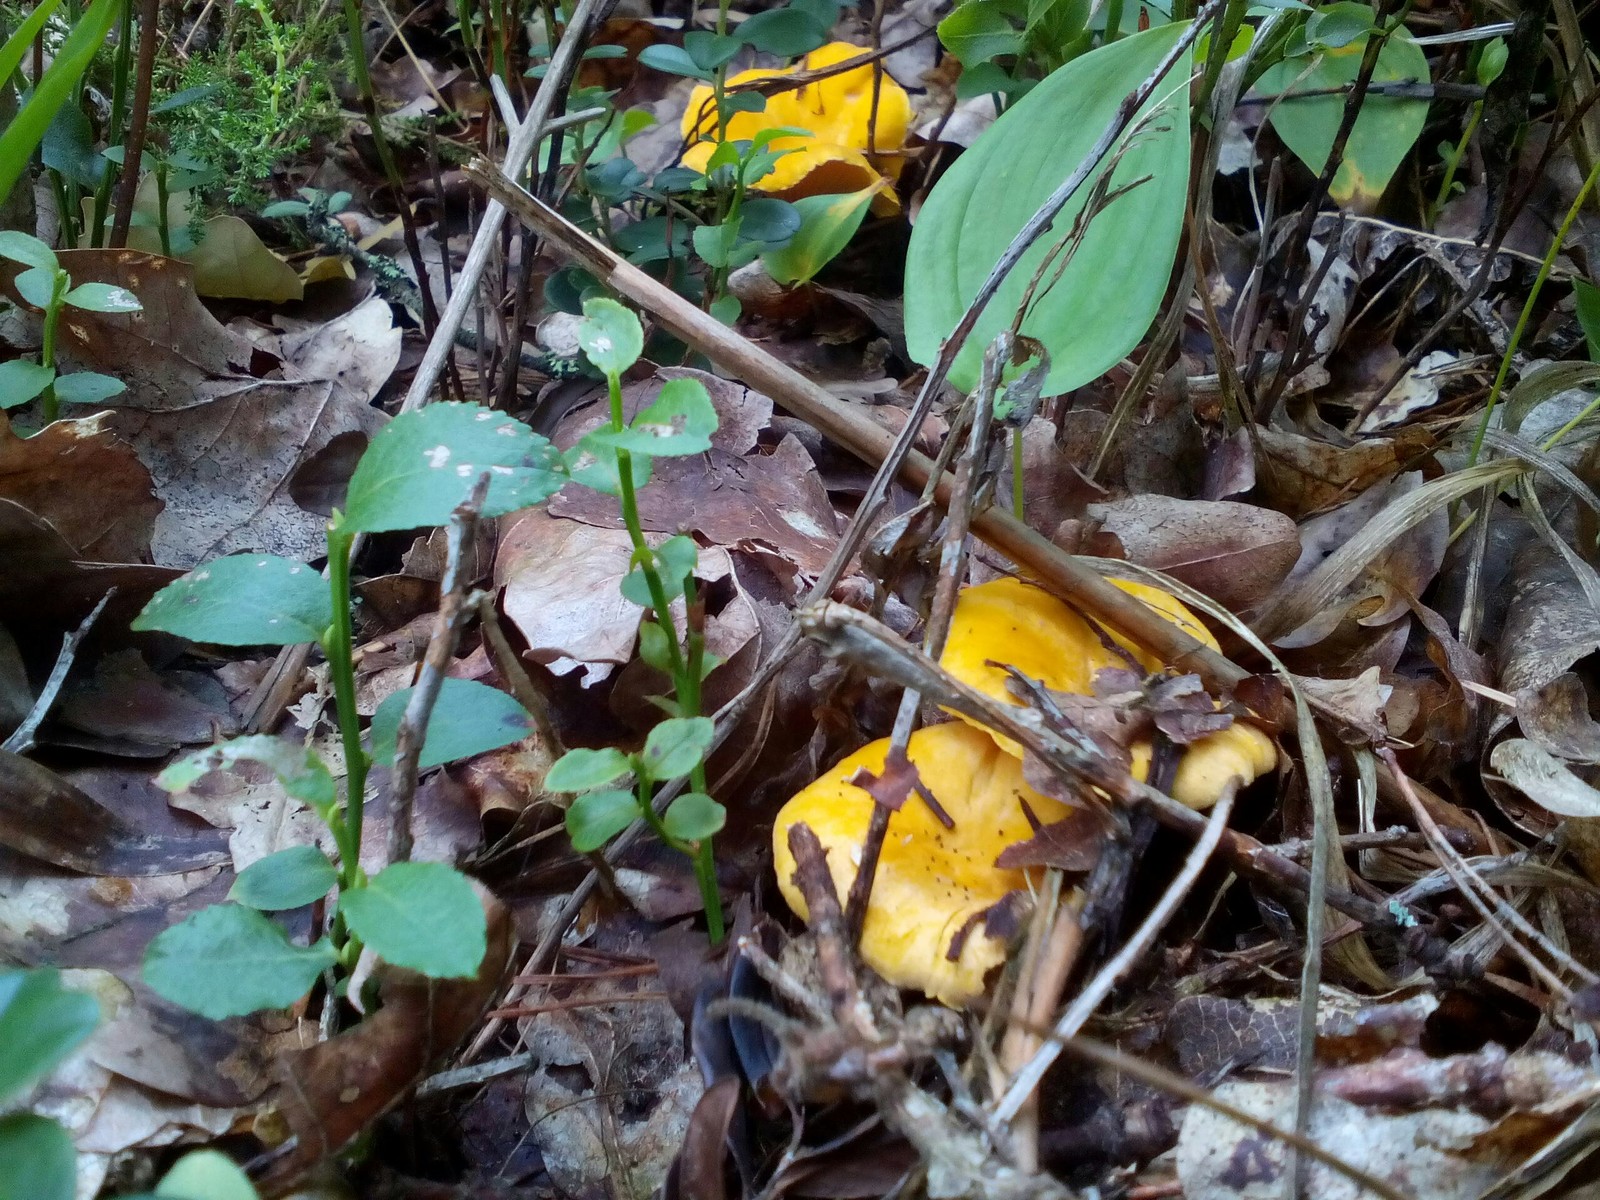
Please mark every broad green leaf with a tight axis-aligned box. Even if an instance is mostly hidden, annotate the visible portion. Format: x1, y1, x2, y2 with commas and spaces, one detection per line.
584, 378, 717, 458
0, 231, 57, 272
62, 281, 141, 313
0, 0, 125, 208
1575, 279, 1600, 362
566, 789, 639, 851
368, 677, 533, 769
1256, 25, 1429, 207
546, 746, 632, 792
338, 863, 486, 978
692, 219, 751, 270
229, 846, 338, 911
763, 185, 882, 285
905, 23, 1193, 395
143, 905, 336, 1019
0, 969, 98, 1102
566, 436, 653, 497
158, 735, 338, 812
0, 360, 55, 409
339, 403, 565, 533
132, 554, 331, 645
42, 102, 107, 188
663, 792, 726, 841
637, 44, 714, 80
154, 1150, 259, 1200
939, 0, 1025, 65
14, 266, 59, 309
1304, 1, 1371, 48
52, 371, 127, 405
0, 1113, 75, 1200
684, 30, 742, 71
737, 8, 830, 56
738, 197, 802, 244
640, 716, 714, 781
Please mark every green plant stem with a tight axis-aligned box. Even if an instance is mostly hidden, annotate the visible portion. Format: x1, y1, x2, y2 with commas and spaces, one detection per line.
322, 525, 369, 892
692, 840, 723, 941
37, 270, 66, 424
90, 0, 135, 246
1430, 101, 1481, 225
1468, 152, 1600, 465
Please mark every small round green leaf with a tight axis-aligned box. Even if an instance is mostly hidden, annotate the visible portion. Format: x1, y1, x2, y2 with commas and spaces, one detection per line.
143, 905, 336, 1019
0, 969, 99, 1102
154, 1150, 259, 1200
567, 436, 653, 497
132, 554, 332, 645
157, 735, 337, 812
0, 1113, 75, 1200
640, 716, 714, 781
340, 403, 566, 533
62, 281, 141, 313
1304, 1, 1372, 48
662, 791, 726, 841
228, 846, 337, 911
566, 788, 639, 851
14, 266, 60, 309
737, 8, 829, 56
0, 359, 55, 409
52, 370, 126, 405
0, 231, 58, 271
576, 297, 645, 377
585, 377, 718, 458
684, 30, 742, 71
637, 43, 714, 80
739, 197, 802, 245
368, 677, 533, 769
547, 746, 632, 793
338, 862, 486, 978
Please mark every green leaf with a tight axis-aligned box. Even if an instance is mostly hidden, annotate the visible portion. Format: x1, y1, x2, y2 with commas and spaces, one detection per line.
576, 297, 645, 378
640, 716, 714, 781
0, 1113, 75, 1200
154, 1150, 259, 1200
1304, 1, 1372, 48
905, 23, 1193, 396
663, 792, 726, 841
692, 219, 749, 270
546, 746, 632, 792
0, 0, 65, 103
229, 847, 337, 911
584, 378, 717, 458
709, 293, 742, 325
739, 197, 802, 244
737, 8, 830, 56
0, 231, 57, 272
61, 280, 141, 314
1476, 36, 1508, 88
132, 554, 332, 645
339, 403, 565, 533
14, 266, 59, 309
338, 863, 486, 978
684, 30, 742, 71
621, 535, 699, 607
566, 789, 639, 851
143, 905, 336, 1019
369, 677, 533, 769
1576, 279, 1600, 362
637, 43, 714, 80
0, 969, 98, 1102
158, 735, 338, 812
762, 185, 880, 285
260, 200, 311, 218
566, 437, 653, 497
637, 620, 675, 674
0, 0, 125, 209
1256, 23, 1429, 207
52, 371, 127, 405
0, 360, 55, 409
150, 83, 224, 115
939, 0, 1025, 65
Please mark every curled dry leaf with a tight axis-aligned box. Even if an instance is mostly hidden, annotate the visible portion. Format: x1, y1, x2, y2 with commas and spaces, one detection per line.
1083, 494, 1300, 612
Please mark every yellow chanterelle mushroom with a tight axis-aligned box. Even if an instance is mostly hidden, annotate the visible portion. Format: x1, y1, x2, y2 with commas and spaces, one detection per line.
772, 721, 1071, 1007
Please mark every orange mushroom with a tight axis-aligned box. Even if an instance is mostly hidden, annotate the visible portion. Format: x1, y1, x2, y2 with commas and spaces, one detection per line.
680, 41, 910, 214
772, 721, 1072, 1007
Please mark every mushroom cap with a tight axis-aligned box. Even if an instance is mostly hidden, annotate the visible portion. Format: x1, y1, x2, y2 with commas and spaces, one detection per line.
772, 721, 1071, 1006
680, 42, 911, 215
938, 577, 1275, 808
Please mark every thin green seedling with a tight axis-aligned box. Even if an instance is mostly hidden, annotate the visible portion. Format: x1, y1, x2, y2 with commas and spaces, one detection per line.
544, 297, 729, 943
0, 231, 141, 423
132, 402, 566, 1020
102, 145, 217, 254
1428, 36, 1506, 227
